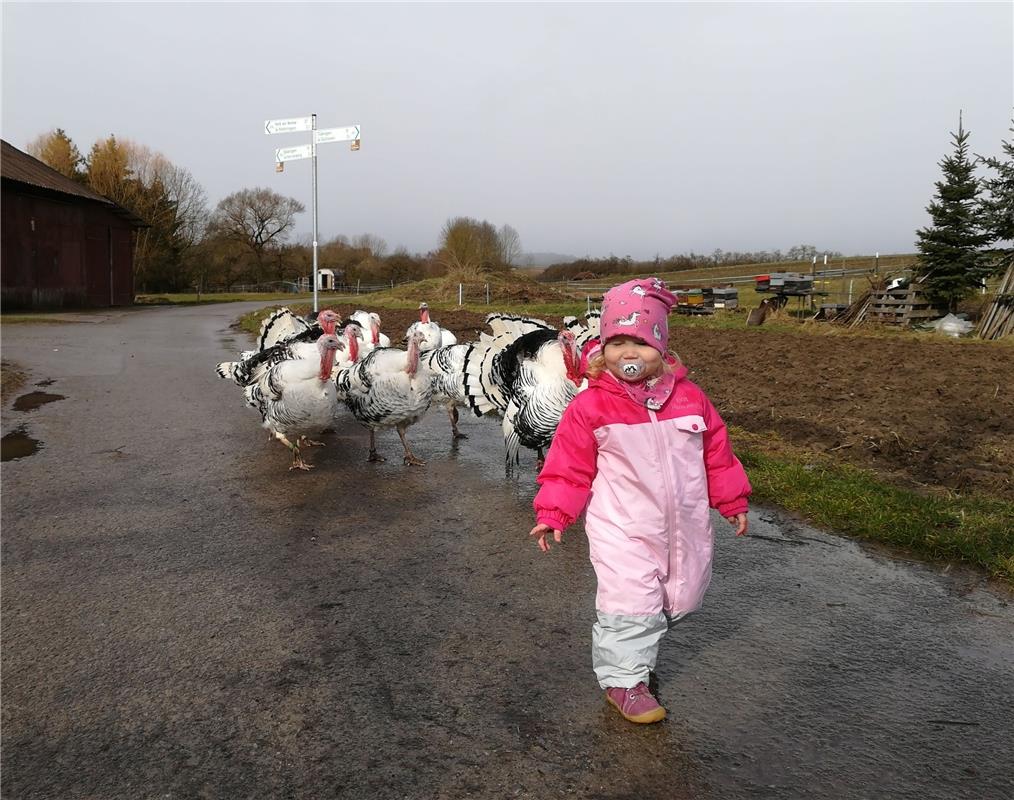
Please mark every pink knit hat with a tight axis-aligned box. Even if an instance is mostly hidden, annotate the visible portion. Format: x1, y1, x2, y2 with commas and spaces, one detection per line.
600, 277, 677, 354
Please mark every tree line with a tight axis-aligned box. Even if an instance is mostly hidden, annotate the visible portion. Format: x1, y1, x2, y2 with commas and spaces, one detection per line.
27, 121, 1013, 306
536, 245, 845, 283
27, 130, 526, 293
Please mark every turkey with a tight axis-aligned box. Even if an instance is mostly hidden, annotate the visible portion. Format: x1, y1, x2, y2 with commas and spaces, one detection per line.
216, 308, 341, 387
461, 313, 555, 418
334, 328, 433, 466
406, 302, 457, 349
420, 343, 471, 440
349, 310, 391, 352
463, 312, 600, 471
243, 333, 343, 471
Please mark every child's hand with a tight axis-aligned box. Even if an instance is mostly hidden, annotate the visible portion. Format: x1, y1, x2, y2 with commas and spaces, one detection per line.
529, 523, 563, 553
727, 513, 748, 537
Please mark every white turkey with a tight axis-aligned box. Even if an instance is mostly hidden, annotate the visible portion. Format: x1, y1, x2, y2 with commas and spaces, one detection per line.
243, 333, 343, 471
463, 311, 600, 471
405, 302, 457, 349
349, 310, 392, 352
334, 328, 433, 465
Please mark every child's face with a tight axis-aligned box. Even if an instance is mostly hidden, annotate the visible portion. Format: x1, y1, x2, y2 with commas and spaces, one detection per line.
603, 335, 663, 382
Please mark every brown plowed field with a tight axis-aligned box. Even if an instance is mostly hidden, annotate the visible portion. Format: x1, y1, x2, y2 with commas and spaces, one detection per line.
323, 303, 1014, 500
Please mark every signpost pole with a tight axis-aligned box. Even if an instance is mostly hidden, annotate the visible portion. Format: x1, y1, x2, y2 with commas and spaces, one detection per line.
267, 116, 360, 316
311, 113, 319, 314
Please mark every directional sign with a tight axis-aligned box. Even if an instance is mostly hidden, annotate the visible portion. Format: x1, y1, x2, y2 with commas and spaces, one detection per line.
275, 144, 313, 163
314, 125, 360, 145
265, 116, 313, 135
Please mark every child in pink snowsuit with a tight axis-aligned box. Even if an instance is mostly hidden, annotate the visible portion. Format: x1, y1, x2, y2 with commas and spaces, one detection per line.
529, 277, 751, 724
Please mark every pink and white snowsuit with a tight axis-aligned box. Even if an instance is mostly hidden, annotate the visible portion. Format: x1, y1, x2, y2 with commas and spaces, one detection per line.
533, 366, 751, 689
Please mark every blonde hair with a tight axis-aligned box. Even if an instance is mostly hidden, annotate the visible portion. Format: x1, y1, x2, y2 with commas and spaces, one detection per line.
584, 349, 682, 380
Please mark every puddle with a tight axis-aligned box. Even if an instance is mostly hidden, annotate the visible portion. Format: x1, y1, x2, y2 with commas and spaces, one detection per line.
12, 391, 65, 412
1, 427, 41, 461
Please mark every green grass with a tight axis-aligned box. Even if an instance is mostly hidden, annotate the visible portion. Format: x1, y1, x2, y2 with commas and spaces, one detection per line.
737, 443, 1014, 583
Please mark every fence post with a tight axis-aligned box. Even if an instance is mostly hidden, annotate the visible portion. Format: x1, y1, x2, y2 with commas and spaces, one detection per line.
485, 283, 489, 304
356, 278, 361, 295
459, 283, 463, 306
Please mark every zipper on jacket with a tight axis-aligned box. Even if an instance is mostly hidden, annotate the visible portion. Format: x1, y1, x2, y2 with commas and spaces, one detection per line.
648, 409, 678, 583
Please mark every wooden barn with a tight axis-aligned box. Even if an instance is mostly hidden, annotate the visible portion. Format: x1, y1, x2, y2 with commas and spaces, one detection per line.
1, 140, 145, 310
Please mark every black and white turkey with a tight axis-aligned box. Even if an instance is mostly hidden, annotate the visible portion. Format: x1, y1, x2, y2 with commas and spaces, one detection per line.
334, 328, 433, 465
463, 312, 600, 471
420, 342, 471, 440
216, 308, 341, 387
242, 333, 343, 471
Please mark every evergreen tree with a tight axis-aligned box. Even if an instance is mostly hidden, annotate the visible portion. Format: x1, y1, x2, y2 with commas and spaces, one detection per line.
27, 128, 85, 181
914, 116, 992, 311
977, 121, 1014, 273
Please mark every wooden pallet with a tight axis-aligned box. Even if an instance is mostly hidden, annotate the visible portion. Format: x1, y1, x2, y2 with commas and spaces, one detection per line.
867, 285, 938, 326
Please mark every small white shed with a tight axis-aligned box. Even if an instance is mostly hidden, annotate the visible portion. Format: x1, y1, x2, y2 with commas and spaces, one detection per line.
317, 269, 336, 291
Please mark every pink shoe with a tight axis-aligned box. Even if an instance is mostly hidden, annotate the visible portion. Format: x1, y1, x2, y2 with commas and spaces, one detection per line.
605, 682, 666, 724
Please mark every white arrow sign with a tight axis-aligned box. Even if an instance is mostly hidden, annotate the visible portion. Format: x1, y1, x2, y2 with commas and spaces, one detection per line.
275, 144, 313, 163
265, 116, 313, 135
314, 125, 360, 144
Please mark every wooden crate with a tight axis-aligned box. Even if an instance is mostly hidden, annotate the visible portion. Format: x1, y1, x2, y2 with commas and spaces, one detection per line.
867, 285, 938, 326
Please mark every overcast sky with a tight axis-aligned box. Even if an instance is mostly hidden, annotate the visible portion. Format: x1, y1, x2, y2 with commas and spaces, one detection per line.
2, 2, 1011, 260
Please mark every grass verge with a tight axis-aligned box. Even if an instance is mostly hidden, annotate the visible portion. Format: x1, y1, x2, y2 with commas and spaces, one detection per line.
736, 438, 1014, 584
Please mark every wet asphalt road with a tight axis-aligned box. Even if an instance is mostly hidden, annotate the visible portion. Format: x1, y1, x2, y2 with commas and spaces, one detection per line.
2, 302, 1013, 800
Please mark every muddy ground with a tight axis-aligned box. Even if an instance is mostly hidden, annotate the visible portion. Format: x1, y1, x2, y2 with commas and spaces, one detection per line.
319, 304, 1014, 500
2, 302, 1012, 799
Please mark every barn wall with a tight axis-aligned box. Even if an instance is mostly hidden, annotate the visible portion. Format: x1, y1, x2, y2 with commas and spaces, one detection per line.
1, 184, 135, 310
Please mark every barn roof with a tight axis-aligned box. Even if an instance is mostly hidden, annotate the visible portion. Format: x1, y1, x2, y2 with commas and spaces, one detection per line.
1, 140, 147, 226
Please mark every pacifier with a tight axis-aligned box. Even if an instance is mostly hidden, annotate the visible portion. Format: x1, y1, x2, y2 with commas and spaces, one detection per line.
619, 360, 646, 381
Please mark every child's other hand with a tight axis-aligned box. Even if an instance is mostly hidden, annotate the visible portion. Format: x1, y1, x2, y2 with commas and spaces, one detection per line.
529, 523, 563, 553
726, 513, 748, 537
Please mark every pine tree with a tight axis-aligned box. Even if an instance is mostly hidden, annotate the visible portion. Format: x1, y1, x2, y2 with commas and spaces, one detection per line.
914, 116, 992, 312
977, 122, 1014, 273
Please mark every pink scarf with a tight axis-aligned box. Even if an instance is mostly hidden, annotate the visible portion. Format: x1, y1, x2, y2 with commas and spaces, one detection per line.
607, 356, 679, 411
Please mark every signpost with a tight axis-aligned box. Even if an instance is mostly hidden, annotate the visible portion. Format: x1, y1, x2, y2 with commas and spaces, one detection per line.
274, 144, 313, 163
265, 116, 312, 135
265, 114, 361, 312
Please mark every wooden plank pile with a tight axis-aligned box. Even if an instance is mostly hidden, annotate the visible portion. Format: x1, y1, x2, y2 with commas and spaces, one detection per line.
977, 263, 1014, 340
866, 284, 939, 326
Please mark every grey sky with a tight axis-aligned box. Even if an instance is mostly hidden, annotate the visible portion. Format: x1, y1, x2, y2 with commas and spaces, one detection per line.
2, 2, 1011, 260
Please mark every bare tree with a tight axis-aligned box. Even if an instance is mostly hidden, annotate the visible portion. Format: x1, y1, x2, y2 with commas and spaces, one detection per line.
439, 216, 500, 275
497, 223, 523, 267
209, 188, 306, 281
352, 233, 388, 259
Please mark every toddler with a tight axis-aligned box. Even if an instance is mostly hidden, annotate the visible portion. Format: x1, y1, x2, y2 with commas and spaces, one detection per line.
529, 277, 751, 724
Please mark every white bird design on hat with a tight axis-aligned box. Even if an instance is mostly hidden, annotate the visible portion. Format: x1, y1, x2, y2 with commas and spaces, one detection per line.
653, 323, 662, 341
631, 285, 647, 297
615, 312, 640, 326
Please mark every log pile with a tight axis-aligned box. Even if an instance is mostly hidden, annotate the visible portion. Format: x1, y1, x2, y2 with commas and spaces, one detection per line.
977, 263, 1014, 340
